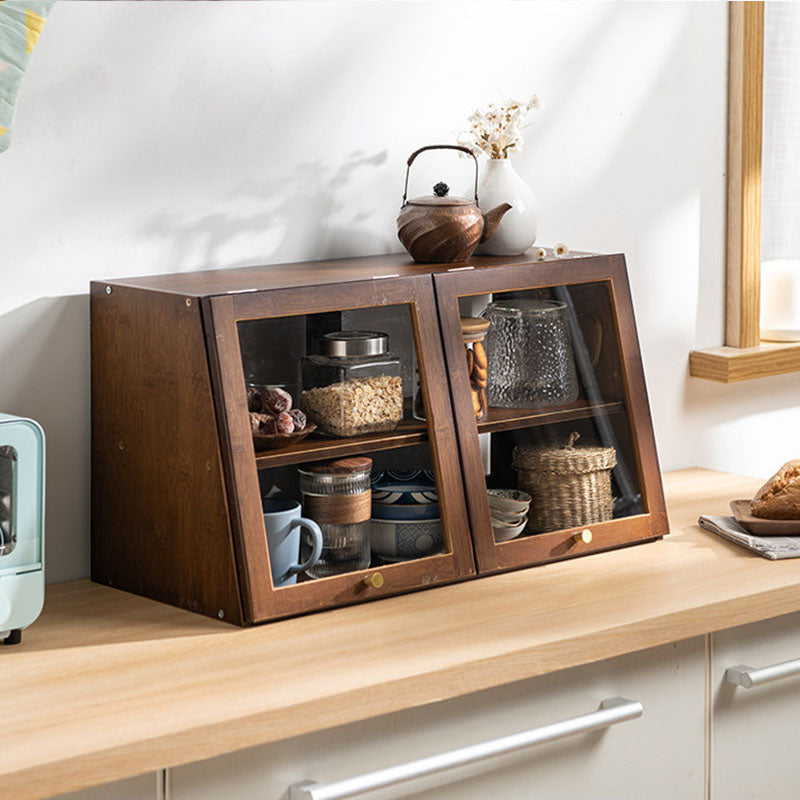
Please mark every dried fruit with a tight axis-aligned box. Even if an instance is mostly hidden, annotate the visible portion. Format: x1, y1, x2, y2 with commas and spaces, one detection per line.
471, 388, 481, 415
261, 386, 292, 414
250, 412, 272, 434
247, 387, 263, 412
288, 408, 307, 432
473, 341, 487, 369
259, 415, 279, 435
276, 411, 294, 434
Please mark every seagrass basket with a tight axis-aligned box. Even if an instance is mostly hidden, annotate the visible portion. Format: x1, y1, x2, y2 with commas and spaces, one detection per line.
512, 432, 617, 533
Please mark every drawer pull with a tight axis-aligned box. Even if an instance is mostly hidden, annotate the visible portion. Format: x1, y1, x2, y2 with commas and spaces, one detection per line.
288, 696, 642, 800
725, 658, 800, 689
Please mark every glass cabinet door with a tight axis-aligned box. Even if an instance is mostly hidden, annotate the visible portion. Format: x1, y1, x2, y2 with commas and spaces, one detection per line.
204, 274, 474, 622
435, 254, 667, 573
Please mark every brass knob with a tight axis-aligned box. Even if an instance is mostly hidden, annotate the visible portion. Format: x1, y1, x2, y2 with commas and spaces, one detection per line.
574, 529, 593, 544
363, 572, 384, 589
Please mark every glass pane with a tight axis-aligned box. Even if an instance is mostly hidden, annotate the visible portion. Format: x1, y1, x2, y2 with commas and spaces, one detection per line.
236, 303, 450, 588
458, 281, 643, 541
0, 446, 15, 556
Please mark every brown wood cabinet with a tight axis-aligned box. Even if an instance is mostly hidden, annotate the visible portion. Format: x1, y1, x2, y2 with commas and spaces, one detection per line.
91, 252, 666, 625
435, 254, 667, 573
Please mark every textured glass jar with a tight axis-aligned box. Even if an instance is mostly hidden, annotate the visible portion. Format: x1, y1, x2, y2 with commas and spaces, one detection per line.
300, 331, 404, 438
298, 456, 372, 578
483, 299, 579, 409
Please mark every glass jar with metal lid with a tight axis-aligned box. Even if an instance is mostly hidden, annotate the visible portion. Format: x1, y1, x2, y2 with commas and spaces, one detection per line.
298, 456, 372, 578
299, 331, 404, 438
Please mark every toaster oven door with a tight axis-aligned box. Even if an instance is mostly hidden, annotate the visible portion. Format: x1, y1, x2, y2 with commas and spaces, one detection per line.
0, 419, 44, 574
0, 446, 17, 557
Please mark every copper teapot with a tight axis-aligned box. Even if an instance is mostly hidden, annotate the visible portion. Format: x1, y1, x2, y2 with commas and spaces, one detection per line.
397, 144, 512, 264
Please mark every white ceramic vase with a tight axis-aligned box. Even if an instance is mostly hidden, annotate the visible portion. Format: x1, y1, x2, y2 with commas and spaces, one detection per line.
477, 158, 539, 256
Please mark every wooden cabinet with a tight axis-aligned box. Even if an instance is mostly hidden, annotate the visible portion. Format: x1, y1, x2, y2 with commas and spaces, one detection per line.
170, 638, 705, 800
91, 267, 474, 625
91, 252, 666, 625
711, 611, 800, 800
435, 254, 667, 572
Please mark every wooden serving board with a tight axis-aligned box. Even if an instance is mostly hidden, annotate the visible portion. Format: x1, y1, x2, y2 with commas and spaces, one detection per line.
730, 499, 800, 535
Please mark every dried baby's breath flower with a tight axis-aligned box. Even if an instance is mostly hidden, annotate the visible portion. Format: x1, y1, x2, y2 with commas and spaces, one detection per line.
554, 243, 570, 258
458, 92, 541, 160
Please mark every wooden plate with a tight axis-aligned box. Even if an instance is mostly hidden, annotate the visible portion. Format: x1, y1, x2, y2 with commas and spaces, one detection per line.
730, 499, 800, 535
252, 423, 317, 452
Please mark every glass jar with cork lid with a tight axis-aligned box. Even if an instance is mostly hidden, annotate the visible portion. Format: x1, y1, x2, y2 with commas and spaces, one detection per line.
461, 316, 491, 420
414, 317, 490, 421
298, 456, 373, 578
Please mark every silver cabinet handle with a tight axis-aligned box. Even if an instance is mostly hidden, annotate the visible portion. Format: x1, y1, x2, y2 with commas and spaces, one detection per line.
725, 658, 800, 689
288, 696, 643, 800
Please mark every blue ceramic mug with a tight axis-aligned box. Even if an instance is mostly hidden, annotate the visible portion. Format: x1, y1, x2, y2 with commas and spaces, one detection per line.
262, 498, 323, 586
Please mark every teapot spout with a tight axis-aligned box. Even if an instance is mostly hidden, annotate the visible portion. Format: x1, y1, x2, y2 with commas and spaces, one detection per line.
480, 203, 513, 243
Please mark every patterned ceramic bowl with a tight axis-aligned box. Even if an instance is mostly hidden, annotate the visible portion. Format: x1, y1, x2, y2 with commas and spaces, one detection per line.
371, 481, 439, 507
370, 518, 443, 560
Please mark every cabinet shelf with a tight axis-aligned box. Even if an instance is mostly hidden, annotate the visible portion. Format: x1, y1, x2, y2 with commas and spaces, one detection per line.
253, 400, 626, 469
476, 399, 626, 435
254, 418, 428, 469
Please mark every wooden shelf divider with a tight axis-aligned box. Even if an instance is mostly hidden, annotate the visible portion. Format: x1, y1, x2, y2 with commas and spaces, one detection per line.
477, 399, 625, 435
254, 399, 627, 469
255, 419, 429, 469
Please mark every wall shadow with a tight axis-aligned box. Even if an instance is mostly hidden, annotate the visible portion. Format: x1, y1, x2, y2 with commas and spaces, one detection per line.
0, 295, 91, 584
136, 149, 391, 272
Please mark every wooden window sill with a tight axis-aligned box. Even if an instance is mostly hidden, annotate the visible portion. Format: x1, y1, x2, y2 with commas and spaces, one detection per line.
690, 341, 800, 382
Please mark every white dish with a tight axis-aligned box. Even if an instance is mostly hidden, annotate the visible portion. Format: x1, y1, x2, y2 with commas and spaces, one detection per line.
487, 489, 532, 515
491, 507, 528, 525
491, 514, 528, 529
493, 519, 527, 542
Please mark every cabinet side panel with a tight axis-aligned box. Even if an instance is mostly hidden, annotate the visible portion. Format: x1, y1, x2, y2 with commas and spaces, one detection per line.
91, 284, 242, 624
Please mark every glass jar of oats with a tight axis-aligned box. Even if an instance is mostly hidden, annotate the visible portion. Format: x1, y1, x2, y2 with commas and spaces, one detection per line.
300, 331, 404, 438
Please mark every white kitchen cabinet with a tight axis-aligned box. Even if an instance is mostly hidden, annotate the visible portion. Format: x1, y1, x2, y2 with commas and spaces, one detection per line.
52, 772, 159, 799
170, 637, 705, 800
712, 610, 800, 800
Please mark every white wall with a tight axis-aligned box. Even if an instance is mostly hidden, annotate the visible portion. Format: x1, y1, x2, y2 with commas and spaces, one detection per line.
1, 1, 795, 584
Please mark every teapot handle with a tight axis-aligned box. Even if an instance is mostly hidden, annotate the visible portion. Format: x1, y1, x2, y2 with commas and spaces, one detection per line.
402, 144, 479, 207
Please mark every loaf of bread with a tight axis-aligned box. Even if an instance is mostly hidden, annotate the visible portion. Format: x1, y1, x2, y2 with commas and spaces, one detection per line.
750, 459, 800, 519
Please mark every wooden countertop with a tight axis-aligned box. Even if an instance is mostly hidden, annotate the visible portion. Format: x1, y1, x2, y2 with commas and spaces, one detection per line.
8, 468, 800, 799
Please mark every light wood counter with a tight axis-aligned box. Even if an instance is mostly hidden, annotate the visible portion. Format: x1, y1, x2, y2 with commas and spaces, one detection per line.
7, 468, 800, 799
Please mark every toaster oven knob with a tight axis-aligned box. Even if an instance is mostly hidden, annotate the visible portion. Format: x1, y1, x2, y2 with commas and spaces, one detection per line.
0, 593, 10, 627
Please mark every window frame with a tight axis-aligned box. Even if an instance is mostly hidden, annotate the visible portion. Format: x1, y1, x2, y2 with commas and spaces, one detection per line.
689, 1, 800, 382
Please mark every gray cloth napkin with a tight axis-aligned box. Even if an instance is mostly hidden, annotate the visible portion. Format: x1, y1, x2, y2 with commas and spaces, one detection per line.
698, 515, 800, 560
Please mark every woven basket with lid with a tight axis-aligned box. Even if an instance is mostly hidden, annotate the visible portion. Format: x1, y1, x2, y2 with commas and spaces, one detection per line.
513, 432, 617, 533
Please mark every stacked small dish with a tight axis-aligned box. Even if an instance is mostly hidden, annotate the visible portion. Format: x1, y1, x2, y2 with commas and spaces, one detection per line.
371, 477, 442, 561
487, 489, 532, 542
